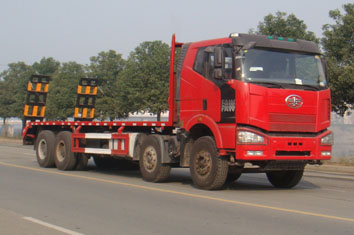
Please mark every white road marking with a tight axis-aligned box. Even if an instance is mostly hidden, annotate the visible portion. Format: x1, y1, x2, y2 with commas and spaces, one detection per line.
23, 217, 84, 235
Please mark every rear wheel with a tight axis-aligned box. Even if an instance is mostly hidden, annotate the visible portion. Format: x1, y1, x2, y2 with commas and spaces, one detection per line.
190, 136, 228, 190
139, 135, 171, 182
35, 130, 56, 168
54, 131, 77, 171
266, 170, 304, 188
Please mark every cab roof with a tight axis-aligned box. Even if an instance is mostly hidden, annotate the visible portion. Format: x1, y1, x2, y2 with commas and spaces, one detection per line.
231, 33, 320, 54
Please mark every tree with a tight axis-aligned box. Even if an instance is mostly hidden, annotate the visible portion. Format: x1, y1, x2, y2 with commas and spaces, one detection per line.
0, 80, 14, 123
0, 80, 14, 136
46, 62, 86, 120
251, 11, 319, 43
32, 57, 60, 76
0, 62, 34, 120
322, 3, 354, 116
88, 50, 125, 120
118, 41, 170, 121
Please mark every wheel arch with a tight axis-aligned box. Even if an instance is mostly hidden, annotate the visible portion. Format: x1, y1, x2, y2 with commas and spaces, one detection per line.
185, 114, 223, 149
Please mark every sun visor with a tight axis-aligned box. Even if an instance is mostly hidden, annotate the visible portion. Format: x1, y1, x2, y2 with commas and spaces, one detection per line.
231, 33, 320, 54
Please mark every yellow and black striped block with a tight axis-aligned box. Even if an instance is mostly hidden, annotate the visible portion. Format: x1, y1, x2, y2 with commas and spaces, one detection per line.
23, 75, 51, 121
74, 78, 98, 121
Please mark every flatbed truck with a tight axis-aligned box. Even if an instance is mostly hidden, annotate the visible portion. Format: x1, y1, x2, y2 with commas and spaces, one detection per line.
22, 33, 333, 190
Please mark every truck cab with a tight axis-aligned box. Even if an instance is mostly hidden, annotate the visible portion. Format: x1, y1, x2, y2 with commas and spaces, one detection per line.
175, 33, 332, 187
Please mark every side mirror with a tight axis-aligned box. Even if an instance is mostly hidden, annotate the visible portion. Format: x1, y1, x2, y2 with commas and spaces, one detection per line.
214, 68, 224, 80
214, 47, 223, 68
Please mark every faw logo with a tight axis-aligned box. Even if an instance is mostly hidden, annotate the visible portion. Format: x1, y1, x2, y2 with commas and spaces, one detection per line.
285, 95, 303, 109
221, 99, 235, 112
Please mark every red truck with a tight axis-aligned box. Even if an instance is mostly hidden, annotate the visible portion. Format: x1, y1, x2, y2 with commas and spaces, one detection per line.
22, 33, 333, 190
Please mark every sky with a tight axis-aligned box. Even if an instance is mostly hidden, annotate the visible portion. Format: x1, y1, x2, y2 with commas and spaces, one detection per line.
0, 0, 351, 71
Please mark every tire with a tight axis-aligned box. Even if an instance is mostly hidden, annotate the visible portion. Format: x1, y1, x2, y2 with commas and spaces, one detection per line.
35, 130, 56, 168
139, 135, 171, 182
75, 153, 89, 171
266, 169, 304, 188
54, 131, 77, 171
190, 136, 228, 190
225, 172, 242, 183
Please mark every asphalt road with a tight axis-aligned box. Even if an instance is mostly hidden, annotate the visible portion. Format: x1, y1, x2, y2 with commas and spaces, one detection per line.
0, 142, 353, 235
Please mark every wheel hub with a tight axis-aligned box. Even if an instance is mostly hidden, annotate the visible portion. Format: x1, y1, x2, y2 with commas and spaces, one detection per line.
38, 139, 47, 160
143, 146, 157, 173
195, 150, 211, 176
56, 140, 66, 162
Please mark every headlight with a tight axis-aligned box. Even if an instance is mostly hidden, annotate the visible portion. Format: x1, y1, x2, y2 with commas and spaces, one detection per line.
238, 131, 264, 144
321, 132, 333, 145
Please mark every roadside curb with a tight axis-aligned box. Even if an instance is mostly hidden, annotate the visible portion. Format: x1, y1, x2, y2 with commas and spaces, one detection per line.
306, 164, 354, 175
0, 138, 22, 145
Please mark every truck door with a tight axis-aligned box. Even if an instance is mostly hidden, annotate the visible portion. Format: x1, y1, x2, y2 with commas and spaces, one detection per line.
194, 45, 235, 123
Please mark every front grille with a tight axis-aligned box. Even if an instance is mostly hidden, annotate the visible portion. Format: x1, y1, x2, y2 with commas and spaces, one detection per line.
276, 151, 311, 156
269, 113, 316, 123
269, 113, 316, 132
270, 123, 316, 132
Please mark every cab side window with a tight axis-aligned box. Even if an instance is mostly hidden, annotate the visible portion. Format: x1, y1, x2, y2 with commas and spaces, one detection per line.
193, 45, 233, 80
193, 48, 205, 75
193, 47, 215, 80
224, 47, 233, 79
206, 53, 215, 79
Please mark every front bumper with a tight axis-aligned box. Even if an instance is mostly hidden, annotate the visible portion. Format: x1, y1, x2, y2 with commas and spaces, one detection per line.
235, 128, 332, 161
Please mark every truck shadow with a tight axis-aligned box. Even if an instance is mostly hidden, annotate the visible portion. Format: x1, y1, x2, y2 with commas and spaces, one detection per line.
224, 173, 320, 191
88, 166, 142, 180
225, 179, 319, 191
85, 165, 319, 191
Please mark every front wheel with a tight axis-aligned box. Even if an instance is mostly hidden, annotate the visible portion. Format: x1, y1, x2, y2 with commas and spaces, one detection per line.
190, 136, 228, 190
139, 135, 171, 182
266, 170, 304, 188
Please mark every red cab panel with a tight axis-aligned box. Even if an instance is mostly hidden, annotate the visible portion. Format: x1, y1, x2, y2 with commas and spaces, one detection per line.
230, 80, 331, 132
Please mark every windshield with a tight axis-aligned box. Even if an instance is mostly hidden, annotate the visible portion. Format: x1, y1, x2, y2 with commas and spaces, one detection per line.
236, 48, 327, 90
